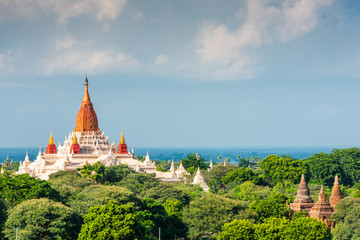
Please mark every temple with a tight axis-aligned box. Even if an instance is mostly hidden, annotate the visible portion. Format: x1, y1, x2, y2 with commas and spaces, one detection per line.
290, 175, 343, 226
17, 76, 188, 181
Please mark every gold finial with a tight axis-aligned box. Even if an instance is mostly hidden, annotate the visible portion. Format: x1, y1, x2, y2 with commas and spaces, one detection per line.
49, 131, 55, 145
120, 130, 125, 144
72, 134, 78, 144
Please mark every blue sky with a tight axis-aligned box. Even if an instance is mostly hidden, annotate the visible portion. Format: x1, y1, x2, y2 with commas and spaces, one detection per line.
0, 0, 359, 148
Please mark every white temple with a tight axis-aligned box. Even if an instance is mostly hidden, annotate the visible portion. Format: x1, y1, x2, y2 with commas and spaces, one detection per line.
192, 167, 210, 192
17, 77, 188, 181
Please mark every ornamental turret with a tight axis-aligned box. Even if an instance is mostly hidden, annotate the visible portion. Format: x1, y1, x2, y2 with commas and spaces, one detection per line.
69, 134, 81, 154
46, 131, 57, 154
116, 130, 128, 154
74, 76, 100, 132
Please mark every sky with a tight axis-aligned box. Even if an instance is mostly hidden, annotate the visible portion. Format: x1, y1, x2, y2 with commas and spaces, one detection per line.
0, 0, 359, 148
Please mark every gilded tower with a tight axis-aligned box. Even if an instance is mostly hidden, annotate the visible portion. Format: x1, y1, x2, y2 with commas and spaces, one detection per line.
74, 76, 100, 132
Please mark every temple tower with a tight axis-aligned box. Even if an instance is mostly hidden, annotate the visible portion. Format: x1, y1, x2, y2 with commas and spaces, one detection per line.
46, 131, 57, 154
290, 174, 314, 213
329, 175, 343, 209
69, 135, 81, 154
116, 130, 128, 154
309, 185, 334, 222
74, 76, 100, 132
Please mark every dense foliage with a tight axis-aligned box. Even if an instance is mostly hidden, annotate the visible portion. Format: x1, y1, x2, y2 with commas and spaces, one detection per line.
182, 194, 255, 239
306, 148, 360, 186
78, 200, 147, 240
331, 198, 360, 239
182, 153, 209, 174
0, 173, 60, 206
259, 155, 308, 186
4, 198, 81, 240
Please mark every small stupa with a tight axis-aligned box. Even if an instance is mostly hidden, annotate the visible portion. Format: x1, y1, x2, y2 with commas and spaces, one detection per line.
329, 175, 343, 209
309, 185, 334, 221
290, 174, 314, 213
192, 167, 209, 192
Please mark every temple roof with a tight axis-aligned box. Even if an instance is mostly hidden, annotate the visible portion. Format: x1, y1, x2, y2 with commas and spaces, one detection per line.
74, 76, 100, 132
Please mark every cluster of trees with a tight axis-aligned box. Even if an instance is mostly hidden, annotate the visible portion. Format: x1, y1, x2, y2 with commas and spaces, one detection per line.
1, 148, 360, 239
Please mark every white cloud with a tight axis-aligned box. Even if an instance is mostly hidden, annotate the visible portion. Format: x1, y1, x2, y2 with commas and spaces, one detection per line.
45, 50, 140, 74
55, 37, 77, 50
195, 0, 333, 79
0, 49, 13, 72
154, 54, 168, 65
0, 0, 127, 24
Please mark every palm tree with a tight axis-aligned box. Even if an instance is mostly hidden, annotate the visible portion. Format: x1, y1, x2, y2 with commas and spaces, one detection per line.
217, 155, 223, 164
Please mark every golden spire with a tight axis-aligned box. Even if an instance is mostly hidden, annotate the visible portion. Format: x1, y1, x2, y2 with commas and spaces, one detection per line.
83, 75, 90, 102
49, 131, 55, 145
72, 134, 78, 144
120, 130, 125, 144
74, 76, 100, 132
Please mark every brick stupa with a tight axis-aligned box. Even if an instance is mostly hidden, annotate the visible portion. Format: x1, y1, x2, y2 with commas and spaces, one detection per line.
309, 185, 334, 222
290, 174, 314, 213
329, 175, 343, 209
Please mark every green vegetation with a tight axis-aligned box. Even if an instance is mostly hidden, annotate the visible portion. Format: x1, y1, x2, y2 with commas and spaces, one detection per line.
4, 198, 81, 240
0, 149, 360, 239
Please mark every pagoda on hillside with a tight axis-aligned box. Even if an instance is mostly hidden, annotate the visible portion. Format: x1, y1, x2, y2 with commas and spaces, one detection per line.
17, 76, 187, 181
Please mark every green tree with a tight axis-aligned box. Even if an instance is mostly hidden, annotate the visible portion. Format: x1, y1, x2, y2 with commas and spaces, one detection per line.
77, 161, 106, 183
0, 198, 6, 239
229, 181, 271, 202
332, 148, 360, 186
283, 216, 331, 240
117, 172, 160, 194
331, 198, 360, 240
259, 155, 308, 186
250, 192, 290, 222
140, 183, 191, 205
49, 170, 96, 204
205, 164, 239, 193
306, 152, 346, 186
4, 198, 81, 240
78, 200, 148, 240
218, 219, 256, 240
0, 173, 60, 207
182, 153, 209, 174
255, 217, 288, 240
217, 155, 223, 164
182, 194, 255, 239
69, 185, 142, 216
103, 164, 135, 184
222, 167, 266, 187
163, 199, 188, 239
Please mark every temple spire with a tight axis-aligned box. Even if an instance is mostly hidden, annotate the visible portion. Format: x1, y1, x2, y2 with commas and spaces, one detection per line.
49, 131, 55, 145
74, 76, 100, 132
83, 75, 90, 102
120, 130, 125, 144
329, 175, 343, 208
72, 134, 78, 144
